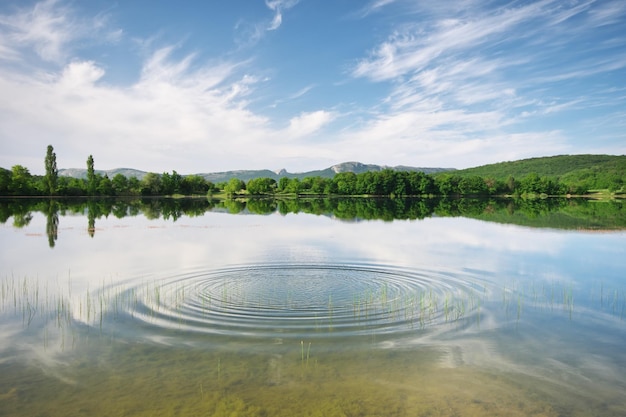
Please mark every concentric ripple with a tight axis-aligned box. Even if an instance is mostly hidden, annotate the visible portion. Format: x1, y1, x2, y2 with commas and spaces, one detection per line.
104, 263, 489, 343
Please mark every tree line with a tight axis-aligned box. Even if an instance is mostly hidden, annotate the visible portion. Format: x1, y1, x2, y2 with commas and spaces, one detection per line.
222, 170, 575, 197
0, 145, 611, 197
0, 146, 217, 197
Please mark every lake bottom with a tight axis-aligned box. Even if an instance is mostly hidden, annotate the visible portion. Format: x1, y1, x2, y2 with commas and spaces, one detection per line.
2, 332, 624, 417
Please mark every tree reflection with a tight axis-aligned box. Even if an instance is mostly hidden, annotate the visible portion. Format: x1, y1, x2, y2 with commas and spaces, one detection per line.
45, 200, 59, 248
12, 212, 33, 228
0, 197, 623, 247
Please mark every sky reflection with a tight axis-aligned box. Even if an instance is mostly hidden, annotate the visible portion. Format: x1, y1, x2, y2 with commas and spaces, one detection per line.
1, 208, 625, 401
2, 210, 625, 291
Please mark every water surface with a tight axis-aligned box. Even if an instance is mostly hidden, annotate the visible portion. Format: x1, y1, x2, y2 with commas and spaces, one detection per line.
1, 198, 625, 416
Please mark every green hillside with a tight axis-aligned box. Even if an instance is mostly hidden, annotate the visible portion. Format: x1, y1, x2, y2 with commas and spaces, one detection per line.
445, 154, 626, 192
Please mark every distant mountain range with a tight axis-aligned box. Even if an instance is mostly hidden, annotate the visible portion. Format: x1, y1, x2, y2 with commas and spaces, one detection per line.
59, 161, 455, 183
56, 154, 625, 193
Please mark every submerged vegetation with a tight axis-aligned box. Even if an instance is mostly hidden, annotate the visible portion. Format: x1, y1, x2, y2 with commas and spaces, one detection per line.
1, 146, 624, 197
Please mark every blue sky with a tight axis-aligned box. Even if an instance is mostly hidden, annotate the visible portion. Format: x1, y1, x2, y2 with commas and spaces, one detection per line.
0, 0, 624, 175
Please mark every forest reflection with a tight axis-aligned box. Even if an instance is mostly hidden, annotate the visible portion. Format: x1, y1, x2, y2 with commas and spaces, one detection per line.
0, 197, 624, 247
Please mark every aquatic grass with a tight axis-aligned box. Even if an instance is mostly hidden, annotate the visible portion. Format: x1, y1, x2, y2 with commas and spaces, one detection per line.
300, 341, 312, 368
2, 273, 624, 353
307, 342, 311, 366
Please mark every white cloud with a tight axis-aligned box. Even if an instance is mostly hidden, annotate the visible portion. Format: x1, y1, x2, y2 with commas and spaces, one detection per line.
59, 61, 105, 87
333, 122, 568, 169
0, 47, 276, 172
285, 110, 335, 138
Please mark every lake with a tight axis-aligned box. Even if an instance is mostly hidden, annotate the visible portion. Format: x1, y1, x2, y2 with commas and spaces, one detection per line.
1, 197, 625, 416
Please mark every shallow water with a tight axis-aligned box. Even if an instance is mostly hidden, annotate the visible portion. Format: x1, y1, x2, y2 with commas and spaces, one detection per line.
1, 200, 625, 416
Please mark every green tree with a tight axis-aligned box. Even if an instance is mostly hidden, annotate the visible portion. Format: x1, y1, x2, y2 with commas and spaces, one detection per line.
285, 178, 303, 194
277, 177, 291, 192
161, 170, 183, 194
308, 176, 329, 194
506, 175, 516, 194
86, 155, 96, 195
141, 172, 162, 195
128, 177, 142, 195
57, 176, 86, 196
44, 145, 58, 195
97, 174, 113, 195
10, 165, 33, 195
181, 175, 210, 195
111, 173, 129, 195
246, 177, 276, 195
0, 167, 11, 195
334, 172, 357, 195
224, 178, 245, 196
458, 176, 488, 195
435, 174, 461, 195
416, 172, 436, 195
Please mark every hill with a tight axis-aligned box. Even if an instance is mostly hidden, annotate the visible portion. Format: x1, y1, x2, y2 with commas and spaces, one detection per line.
199, 162, 452, 183
447, 154, 624, 178
59, 168, 148, 180
59, 162, 453, 183
443, 154, 625, 191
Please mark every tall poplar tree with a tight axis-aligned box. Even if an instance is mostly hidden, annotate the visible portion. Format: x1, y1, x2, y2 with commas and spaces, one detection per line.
87, 154, 96, 195
44, 145, 58, 195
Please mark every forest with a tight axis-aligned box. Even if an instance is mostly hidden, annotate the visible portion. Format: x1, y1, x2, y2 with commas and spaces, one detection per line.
0, 146, 624, 198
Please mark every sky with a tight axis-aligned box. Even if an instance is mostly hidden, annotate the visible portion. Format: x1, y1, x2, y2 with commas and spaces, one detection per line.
0, 0, 625, 175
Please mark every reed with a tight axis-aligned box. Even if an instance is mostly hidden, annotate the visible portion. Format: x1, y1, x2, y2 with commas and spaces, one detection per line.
300, 340, 312, 367
307, 342, 311, 366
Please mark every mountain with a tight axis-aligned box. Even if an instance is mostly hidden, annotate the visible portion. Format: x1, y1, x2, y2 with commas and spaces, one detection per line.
59, 162, 454, 183
58, 168, 148, 180
200, 162, 453, 183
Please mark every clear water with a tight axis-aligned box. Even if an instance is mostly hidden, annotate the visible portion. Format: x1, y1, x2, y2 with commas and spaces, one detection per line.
1, 200, 625, 416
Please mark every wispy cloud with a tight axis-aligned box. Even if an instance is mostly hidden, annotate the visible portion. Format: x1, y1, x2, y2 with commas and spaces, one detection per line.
352, 1, 553, 81
354, 0, 396, 18
265, 0, 299, 31
586, 0, 626, 27
0, 0, 120, 64
234, 0, 299, 48
346, 0, 626, 166
270, 84, 316, 108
